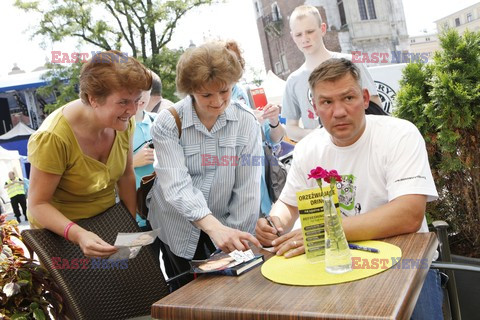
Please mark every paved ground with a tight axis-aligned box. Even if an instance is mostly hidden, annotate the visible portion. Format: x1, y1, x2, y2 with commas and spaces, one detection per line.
2, 202, 30, 232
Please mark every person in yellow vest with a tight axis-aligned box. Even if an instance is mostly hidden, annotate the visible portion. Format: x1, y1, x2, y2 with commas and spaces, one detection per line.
4, 171, 28, 223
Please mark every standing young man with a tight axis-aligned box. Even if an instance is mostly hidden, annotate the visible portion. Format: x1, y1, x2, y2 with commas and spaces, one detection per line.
282, 5, 383, 141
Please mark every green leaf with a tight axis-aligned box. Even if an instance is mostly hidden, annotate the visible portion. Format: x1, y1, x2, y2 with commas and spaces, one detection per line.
30, 301, 40, 310
33, 308, 46, 320
17, 279, 30, 287
11, 312, 29, 320
17, 269, 32, 281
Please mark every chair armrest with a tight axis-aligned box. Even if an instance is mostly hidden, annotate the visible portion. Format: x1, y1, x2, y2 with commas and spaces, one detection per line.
431, 220, 453, 262
431, 261, 480, 273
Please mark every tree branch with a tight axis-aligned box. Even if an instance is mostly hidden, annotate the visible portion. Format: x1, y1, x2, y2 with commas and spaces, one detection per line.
104, 2, 135, 54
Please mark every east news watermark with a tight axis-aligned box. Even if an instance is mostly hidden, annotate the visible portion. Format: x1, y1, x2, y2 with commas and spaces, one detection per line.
201, 154, 282, 167
351, 51, 431, 64
51, 51, 129, 64
51, 257, 129, 270
352, 257, 430, 270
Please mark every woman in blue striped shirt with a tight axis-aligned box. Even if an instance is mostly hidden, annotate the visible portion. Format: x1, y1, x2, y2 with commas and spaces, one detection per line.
148, 40, 262, 288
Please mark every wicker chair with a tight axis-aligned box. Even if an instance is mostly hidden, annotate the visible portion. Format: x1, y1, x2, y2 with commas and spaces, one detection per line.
21, 202, 169, 320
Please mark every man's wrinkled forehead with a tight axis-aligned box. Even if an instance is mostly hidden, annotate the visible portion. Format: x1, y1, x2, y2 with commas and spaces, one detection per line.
312, 75, 362, 98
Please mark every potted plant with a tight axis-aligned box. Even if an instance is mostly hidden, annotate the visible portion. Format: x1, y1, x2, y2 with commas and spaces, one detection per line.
1, 214, 63, 319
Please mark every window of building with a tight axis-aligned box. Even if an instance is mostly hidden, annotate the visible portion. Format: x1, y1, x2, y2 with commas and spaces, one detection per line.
467, 13, 473, 22
357, 0, 376, 20
271, 2, 282, 21
455, 17, 461, 26
274, 61, 282, 74
254, 1, 263, 18
366, 0, 377, 19
358, 0, 368, 20
280, 53, 288, 72
425, 37, 430, 41
443, 21, 449, 29
337, 0, 347, 27
411, 39, 416, 43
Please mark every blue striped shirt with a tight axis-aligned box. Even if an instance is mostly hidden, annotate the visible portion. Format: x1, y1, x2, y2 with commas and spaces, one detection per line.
148, 96, 262, 259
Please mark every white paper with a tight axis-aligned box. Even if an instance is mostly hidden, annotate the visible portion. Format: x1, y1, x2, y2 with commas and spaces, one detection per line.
114, 229, 160, 247
107, 229, 160, 261
228, 249, 255, 263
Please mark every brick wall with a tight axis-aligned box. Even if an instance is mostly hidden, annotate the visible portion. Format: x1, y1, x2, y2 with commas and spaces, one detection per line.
255, 0, 341, 80
255, 0, 304, 80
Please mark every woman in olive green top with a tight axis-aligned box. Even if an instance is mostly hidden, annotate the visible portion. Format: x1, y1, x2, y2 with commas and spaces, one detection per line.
27, 50, 152, 258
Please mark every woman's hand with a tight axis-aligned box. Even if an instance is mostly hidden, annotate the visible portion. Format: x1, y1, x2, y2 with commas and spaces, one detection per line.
262, 103, 280, 126
196, 215, 261, 252
272, 229, 305, 258
72, 226, 118, 258
133, 144, 154, 168
208, 224, 261, 253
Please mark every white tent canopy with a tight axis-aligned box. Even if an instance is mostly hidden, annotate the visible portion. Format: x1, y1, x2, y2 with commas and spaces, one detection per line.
0, 122, 35, 140
0, 69, 48, 93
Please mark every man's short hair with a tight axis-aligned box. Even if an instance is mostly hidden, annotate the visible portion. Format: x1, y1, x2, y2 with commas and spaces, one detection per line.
308, 58, 362, 92
150, 72, 162, 96
289, 5, 323, 29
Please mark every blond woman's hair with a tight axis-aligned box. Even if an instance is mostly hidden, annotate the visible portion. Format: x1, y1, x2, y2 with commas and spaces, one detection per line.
175, 41, 243, 97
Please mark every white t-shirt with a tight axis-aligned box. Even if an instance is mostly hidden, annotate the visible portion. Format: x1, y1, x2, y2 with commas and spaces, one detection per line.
281, 52, 378, 129
279, 115, 438, 232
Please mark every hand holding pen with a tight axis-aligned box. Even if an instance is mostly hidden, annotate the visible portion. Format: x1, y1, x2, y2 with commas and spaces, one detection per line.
255, 213, 284, 248
262, 213, 281, 237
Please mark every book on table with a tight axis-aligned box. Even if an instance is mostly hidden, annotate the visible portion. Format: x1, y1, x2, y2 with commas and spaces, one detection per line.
189, 249, 264, 276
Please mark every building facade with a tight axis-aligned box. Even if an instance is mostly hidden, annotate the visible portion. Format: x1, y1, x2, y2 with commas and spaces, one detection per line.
408, 33, 439, 62
435, 2, 480, 35
407, 2, 480, 63
253, 0, 409, 79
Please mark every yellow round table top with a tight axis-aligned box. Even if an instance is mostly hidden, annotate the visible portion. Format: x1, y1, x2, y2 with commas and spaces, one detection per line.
261, 240, 402, 286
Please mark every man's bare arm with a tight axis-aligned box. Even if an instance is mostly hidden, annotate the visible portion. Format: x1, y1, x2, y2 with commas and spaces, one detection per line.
343, 194, 427, 240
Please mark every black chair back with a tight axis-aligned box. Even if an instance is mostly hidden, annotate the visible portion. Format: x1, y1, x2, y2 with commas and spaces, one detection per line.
21, 202, 169, 320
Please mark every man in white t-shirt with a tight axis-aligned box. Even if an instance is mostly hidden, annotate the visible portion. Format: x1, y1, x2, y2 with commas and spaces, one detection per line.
282, 5, 383, 142
256, 58, 442, 319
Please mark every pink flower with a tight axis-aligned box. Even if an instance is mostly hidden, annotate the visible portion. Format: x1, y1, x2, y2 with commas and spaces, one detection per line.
308, 167, 328, 180
308, 167, 342, 186
324, 170, 342, 184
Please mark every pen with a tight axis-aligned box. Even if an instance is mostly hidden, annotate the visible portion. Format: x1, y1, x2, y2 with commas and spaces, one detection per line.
262, 212, 281, 237
348, 243, 379, 253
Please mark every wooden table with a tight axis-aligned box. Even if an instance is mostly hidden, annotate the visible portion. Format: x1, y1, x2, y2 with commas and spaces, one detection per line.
152, 232, 438, 320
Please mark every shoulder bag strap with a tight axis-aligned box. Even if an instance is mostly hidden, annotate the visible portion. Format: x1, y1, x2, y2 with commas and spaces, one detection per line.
167, 107, 182, 139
